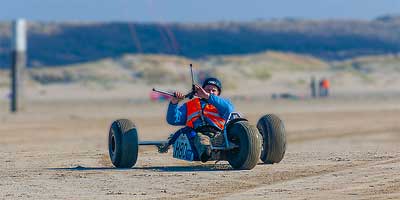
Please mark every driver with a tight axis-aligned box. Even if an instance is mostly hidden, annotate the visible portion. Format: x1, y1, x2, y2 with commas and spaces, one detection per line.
159, 77, 234, 162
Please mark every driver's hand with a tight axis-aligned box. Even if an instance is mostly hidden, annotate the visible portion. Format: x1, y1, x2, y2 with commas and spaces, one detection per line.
171, 91, 184, 104
194, 84, 210, 99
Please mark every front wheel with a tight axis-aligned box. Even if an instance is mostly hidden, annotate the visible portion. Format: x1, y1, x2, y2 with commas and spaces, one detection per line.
226, 121, 261, 170
257, 114, 286, 164
108, 119, 138, 168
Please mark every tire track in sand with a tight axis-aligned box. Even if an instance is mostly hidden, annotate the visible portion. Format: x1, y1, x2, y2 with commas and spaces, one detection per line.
220, 157, 400, 200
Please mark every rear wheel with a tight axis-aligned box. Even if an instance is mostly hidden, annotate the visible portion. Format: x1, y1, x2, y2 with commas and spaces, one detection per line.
257, 114, 286, 164
227, 121, 261, 170
108, 119, 138, 168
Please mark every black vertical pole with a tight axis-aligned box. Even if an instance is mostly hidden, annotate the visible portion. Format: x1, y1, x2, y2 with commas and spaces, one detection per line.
11, 19, 26, 113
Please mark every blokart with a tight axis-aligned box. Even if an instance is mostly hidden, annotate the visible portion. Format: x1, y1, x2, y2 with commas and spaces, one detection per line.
107, 64, 286, 170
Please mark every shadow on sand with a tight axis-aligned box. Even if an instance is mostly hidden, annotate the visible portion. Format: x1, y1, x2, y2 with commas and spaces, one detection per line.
47, 164, 235, 172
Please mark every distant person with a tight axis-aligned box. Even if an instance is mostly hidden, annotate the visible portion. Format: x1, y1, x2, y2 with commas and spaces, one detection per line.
319, 78, 330, 97
310, 76, 317, 98
322, 78, 330, 97
158, 77, 234, 162
318, 78, 324, 97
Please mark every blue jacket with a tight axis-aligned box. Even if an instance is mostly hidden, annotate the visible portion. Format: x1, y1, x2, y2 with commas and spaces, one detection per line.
166, 94, 234, 126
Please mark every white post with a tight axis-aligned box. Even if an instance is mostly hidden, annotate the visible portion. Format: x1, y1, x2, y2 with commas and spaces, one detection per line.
11, 19, 27, 113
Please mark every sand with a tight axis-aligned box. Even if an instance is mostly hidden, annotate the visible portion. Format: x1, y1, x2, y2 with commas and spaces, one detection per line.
1, 95, 399, 199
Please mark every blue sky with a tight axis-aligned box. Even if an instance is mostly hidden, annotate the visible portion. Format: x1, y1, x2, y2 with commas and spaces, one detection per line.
0, 0, 399, 22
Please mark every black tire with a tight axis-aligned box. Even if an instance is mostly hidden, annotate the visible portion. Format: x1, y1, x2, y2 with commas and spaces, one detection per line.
108, 119, 138, 168
227, 121, 261, 170
257, 114, 286, 164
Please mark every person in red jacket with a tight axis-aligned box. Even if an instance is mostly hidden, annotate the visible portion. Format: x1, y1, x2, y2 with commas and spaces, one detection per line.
159, 77, 234, 162
319, 78, 330, 97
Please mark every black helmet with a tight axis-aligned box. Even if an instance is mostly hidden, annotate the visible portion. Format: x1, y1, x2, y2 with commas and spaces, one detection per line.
202, 77, 222, 94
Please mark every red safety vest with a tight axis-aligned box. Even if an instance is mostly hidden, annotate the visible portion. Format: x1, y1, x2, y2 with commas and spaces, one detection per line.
186, 98, 226, 130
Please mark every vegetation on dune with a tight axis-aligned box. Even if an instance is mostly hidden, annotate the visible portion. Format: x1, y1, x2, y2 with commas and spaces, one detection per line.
29, 59, 132, 85
0, 69, 9, 87
213, 51, 328, 71
329, 54, 400, 84
331, 54, 400, 73
1, 51, 400, 89
8, 51, 326, 86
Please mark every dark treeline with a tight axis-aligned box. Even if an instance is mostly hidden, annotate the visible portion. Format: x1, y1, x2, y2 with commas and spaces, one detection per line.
0, 15, 400, 68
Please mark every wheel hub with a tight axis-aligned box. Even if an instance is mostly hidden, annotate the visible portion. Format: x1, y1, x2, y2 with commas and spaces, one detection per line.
111, 135, 116, 153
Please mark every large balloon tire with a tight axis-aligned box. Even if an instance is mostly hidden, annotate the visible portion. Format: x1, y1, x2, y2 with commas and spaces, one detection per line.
227, 121, 261, 170
108, 119, 138, 168
257, 114, 286, 164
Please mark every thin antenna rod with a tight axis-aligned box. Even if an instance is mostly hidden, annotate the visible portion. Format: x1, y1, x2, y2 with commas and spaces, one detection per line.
186, 63, 196, 99
190, 64, 194, 85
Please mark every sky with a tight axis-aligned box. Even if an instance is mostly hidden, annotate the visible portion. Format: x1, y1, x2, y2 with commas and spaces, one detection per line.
0, 0, 399, 22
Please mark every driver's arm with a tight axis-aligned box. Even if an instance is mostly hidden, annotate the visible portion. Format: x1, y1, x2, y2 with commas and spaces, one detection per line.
207, 94, 234, 120
166, 102, 187, 126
